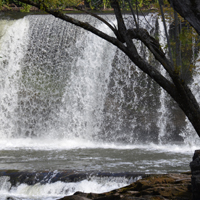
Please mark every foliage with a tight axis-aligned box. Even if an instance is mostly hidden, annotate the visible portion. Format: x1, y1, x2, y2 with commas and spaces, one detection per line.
84, 0, 158, 10
0, 0, 84, 10
168, 10, 199, 81
123, 0, 157, 9
0, 0, 159, 10
0, 0, 31, 10
152, 0, 200, 82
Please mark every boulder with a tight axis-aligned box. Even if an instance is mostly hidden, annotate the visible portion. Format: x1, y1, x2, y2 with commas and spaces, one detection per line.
57, 173, 192, 200
190, 150, 200, 200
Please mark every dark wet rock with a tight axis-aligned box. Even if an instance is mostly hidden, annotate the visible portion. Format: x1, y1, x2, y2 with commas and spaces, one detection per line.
57, 173, 192, 200
190, 149, 200, 200
6, 197, 15, 200
58, 195, 91, 200
0, 170, 144, 186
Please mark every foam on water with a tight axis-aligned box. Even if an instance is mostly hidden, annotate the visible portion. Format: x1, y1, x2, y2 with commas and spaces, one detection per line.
0, 176, 135, 200
0, 137, 196, 154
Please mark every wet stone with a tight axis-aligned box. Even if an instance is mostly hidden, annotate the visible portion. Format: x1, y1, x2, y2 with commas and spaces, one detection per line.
57, 173, 192, 200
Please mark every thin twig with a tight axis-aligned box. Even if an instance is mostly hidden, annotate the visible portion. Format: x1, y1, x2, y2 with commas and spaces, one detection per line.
158, 0, 174, 66
127, 0, 139, 30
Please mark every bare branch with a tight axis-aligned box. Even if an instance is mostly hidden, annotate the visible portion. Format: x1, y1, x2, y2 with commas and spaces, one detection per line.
158, 0, 174, 66
127, 0, 139, 30
18, 0, 127, 50
73, 6, 119, 38
17, 0, 200, 137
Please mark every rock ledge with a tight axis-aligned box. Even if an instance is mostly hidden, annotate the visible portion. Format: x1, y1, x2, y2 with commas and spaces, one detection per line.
58, 173, 192, 200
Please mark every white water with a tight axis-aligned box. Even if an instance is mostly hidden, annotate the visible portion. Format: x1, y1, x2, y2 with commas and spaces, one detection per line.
181, 53, 200, 146
0, 18, 29, 138
0, 13, 200, 200
0, 14, 197, 144
0, 176, 135, 200
0, 175, 138, 200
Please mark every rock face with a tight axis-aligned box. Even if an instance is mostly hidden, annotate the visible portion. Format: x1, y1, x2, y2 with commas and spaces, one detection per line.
0, 171, 144, 187
58, 173, 192, 200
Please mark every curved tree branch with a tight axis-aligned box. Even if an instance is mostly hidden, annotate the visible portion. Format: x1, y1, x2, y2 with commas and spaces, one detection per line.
168, 0, 200, 35
127, 28, 173, 74
73, 6, 122, 41
18, 0, 127, 49
17, 0, 182, 109
17, 0, 200, 137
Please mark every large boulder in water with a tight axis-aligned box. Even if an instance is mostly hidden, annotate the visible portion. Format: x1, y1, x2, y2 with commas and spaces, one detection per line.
190, 150, 200, 200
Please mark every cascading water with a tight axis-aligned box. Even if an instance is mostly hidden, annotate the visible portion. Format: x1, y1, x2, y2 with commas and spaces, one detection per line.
0, 14, 117, 142
0, 18, 29, 138
0, 13, 193, 144
181, 53, 200, 146
0, 13, 199, 200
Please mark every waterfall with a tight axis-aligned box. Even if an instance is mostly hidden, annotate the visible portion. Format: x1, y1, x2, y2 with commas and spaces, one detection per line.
180, 53, 200, 146
0, 18, 29, 138
0, 15, 116, 141
1, 12, 200, 200
0, 13, 198, 145
57, 17, 116, 141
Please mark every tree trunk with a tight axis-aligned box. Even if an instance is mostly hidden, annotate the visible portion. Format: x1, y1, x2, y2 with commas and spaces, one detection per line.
168, 0, 200, 35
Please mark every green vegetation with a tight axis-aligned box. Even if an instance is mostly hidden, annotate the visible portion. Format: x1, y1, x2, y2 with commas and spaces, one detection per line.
0, 0, 159, 11
0, 0, 83, 10
0, 0, 31, 11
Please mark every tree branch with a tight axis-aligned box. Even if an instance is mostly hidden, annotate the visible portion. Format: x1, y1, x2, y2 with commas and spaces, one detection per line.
18, 0, 200, 136
18, 0, 127, 50
73, 6, 121, 40
18, 0, 179, 97
158, 0, 173, 65
168, 0, 200, 35
127, 0, 139, 30
110, 0, 128, 43
127, 28, 174, 75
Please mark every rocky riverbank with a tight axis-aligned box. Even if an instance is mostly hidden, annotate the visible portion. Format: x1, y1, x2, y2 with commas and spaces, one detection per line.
58, 173, 192, 200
